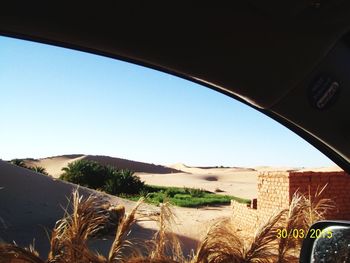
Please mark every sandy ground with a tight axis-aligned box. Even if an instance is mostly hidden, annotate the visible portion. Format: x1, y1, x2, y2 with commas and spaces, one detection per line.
1, 155, 343, 259
137, 171, 258, 199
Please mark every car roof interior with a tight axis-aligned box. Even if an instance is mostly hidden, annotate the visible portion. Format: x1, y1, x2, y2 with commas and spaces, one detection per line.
1, 1, 350, 172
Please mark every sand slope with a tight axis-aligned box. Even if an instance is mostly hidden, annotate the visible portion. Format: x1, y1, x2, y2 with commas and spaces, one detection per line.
0, 160, 93, 255
23, 154, 85, 178
0, 160, 147, 257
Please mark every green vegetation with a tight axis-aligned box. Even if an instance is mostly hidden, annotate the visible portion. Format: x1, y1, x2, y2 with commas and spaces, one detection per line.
59, 160, 144, 195
60, 160, 113, 189
59, 160, 250, 208
102, 168, 144, 195
126, 185, 250, 208
29, 166, 49, 175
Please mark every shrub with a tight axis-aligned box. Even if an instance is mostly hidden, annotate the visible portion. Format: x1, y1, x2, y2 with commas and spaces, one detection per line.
29, 166, 49, 175
165, 187, 182, 198
103, 169, 144, 195
184, 187, 205, 198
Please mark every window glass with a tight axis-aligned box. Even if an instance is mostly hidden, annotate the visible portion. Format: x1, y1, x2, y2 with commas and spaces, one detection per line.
0, 36, 341, 261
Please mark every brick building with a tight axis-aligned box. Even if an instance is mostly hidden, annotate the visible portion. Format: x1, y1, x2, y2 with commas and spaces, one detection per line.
231, 171, 350, 231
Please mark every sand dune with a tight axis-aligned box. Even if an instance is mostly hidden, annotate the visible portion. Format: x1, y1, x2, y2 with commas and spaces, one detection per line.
83, 155, 182, 174
169, 163, 255, 175
23, 154, 86, 177
254, 166, 303, 172
298, 165, 343, 172
0, 160, 155, 257
253, 165, 343, 172
23, 154, 183, 178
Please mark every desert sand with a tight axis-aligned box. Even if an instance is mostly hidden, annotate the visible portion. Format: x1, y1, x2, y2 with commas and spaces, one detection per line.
1, 155, 343, 258
136, 171, 258, 199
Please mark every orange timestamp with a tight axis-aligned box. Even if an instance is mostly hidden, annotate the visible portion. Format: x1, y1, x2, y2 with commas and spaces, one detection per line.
276, 228, 333, 239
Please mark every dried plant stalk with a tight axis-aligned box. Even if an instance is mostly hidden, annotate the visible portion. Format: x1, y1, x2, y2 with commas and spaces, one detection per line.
108, 198, 144, 262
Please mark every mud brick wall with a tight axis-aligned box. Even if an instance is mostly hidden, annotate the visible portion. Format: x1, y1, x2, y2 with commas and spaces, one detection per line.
231, 171, 350, 232
231, 200, 259, 231
257, 172, 290, 217
288, 171, 350, 220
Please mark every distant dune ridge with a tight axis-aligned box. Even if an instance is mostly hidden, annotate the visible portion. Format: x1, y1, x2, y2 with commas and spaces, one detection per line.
23, 154, 183, 178
169, 163, 256, 175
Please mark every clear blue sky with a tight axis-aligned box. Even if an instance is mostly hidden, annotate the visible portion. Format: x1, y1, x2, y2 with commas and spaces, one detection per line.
0, 36, 335, 167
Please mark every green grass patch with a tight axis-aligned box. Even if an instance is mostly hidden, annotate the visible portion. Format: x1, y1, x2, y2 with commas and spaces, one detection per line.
122, 184, 250, 208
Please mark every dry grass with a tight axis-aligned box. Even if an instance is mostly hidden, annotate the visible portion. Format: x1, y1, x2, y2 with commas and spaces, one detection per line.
0, 185, 335, 263
192, 211, 285, 263
275, 194, 305, 263
148, 202, 183, 262
108, 198, 145, 262
242, 210, 285, 263
274, 186, 334, 263
0, 243, 45, 263
47, 190, 110, 263
192, 218, 244, 263
301, 184, 335, 228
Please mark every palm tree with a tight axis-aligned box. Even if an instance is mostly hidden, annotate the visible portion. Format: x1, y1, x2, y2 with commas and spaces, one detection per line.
60, 159, 110, 189
10, 158, 26, 168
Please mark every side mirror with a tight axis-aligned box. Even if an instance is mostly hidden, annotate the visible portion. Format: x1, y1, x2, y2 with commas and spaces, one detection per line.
300, 220, 350, 262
